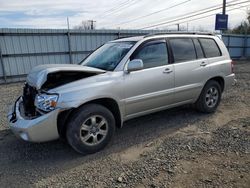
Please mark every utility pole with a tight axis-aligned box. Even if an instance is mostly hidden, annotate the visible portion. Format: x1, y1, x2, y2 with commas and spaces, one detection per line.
88, 20, 96, 30
67, 17, 70, 30
66, 17, 73, 64
222, 0, 226, 15
221, 0, 227, 34
177, 24, 180, 31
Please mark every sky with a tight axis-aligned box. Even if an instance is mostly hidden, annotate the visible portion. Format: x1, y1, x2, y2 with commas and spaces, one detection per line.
0, 0, 249, 31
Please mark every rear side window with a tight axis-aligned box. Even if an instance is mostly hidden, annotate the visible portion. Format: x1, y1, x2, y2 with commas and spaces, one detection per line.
169, 38, 196, 63
193, 38, 204, 59
132, 41, 168, 69
199, 38, 221, 58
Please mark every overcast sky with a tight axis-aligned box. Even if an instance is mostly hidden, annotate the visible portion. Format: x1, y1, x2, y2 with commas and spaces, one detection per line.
0, 0, 249, 31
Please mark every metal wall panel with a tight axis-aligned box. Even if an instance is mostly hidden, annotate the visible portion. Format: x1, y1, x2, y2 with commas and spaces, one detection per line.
247, 37, 250, 46
228, 48, 242, 58
229, 36, 244, 46
222, 34, 250, 59
0, 28, 249, 83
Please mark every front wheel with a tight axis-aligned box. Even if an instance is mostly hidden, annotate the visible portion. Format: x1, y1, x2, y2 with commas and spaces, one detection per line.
66, 104, 115, 154
195, 80, 222, 113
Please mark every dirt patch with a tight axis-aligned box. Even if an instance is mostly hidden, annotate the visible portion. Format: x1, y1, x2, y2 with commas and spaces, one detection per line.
171, 153, 250, 188
118, 142, 155, 163
0, 83, 23, 131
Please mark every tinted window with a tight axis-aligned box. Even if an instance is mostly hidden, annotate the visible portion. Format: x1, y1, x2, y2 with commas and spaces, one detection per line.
199, 38, 221, 58
193, 38, 204, 59
82, 42, 135, 71
169, 38, 196, 63
133, 41, 168, 69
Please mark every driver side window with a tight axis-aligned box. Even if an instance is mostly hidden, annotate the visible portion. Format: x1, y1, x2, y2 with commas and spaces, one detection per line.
132, 40, 169, 69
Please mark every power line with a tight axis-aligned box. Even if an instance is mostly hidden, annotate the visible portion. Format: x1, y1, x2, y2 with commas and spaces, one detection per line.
102, 0, 130, 14
105, 0, 191, 28
164, 3, 250, 29
97, 0, 139, 19
118, 0, 235, 29
101, 0, 141, 18
140, 0, 248, 29
234, 4, 250, 12
95, 0, 133, 18
139, 0, 240, 29
109, 0, 234, 29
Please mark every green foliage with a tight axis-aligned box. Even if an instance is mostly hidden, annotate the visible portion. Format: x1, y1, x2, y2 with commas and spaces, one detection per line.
227, 10, 250, 34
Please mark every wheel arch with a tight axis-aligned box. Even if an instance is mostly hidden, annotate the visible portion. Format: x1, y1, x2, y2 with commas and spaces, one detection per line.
194, 76, 225, 104
206, 76, 225, 92
57, 97, 122, 139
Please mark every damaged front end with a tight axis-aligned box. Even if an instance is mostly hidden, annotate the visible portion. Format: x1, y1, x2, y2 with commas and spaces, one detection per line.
22, 64, 105, 118
26, 64, 105, 90
8, 64, 106, 142
23, 83, 38, 117
22, 83, 59, 118
41, 71, 100, 90
7, 96, 60, 142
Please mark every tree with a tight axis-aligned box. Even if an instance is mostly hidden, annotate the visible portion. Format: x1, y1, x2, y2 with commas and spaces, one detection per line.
229, 10, 250, 34
247, 10, 250, 24
74, 20, 96, 30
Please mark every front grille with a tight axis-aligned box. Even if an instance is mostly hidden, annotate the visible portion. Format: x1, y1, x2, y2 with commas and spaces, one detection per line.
23, 83, 37, 117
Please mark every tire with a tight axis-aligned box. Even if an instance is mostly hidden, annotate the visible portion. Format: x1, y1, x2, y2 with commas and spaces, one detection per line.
66, 104, 115, 154
195, 80, 222, 113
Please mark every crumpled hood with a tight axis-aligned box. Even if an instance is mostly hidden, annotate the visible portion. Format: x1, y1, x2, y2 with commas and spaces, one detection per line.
26, 64, 106, 90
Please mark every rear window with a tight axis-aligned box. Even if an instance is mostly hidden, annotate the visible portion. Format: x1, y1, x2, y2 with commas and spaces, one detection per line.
169, 38, 196, 63
199, 38, 221, 58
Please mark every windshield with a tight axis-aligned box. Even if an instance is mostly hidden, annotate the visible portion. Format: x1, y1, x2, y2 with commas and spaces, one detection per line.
81, 41, 135, 71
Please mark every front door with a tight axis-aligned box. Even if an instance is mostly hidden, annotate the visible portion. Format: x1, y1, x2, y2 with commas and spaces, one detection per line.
124, 39, 175, 118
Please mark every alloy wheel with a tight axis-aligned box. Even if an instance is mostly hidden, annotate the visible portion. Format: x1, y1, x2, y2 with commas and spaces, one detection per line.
205, 86, 219, 108
79, 115, 108, 146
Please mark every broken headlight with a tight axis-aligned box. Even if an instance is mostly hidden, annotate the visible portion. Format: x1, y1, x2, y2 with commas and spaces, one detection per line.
34, 93, 59, 112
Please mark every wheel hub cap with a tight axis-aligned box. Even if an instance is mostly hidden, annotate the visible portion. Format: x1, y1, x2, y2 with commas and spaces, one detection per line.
90, 126, 98, 133
205, 86, 219, 108
79, 115, 108, 146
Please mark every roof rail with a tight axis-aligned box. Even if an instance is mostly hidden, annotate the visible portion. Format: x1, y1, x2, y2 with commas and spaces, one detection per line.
144, 32, 215, 38
114, 34, 145, 40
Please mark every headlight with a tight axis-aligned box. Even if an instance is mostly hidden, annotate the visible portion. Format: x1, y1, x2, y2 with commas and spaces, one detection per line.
34, 93, 59, 112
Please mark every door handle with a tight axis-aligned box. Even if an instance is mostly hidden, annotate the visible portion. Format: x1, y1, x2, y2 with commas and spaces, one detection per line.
200, 62, 207, 67
163, 68, 173, 74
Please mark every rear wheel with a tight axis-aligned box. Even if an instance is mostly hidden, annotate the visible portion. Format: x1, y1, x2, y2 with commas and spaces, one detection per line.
66, 104, 115, 154
195, 80, 222, 113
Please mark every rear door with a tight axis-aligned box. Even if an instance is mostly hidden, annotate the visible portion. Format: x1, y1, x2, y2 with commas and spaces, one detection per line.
124, 39, 175, 118
169, 37, 210, 103
199, 37, 223, 74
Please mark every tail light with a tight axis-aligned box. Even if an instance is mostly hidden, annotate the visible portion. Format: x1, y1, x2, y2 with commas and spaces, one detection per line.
231, 60, 235, 73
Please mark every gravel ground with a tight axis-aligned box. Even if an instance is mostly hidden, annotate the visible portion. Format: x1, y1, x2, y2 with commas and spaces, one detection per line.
0, 61, 249, 188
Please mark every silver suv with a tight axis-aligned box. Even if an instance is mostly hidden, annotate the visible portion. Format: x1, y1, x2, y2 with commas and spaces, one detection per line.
7, 33, 235, 154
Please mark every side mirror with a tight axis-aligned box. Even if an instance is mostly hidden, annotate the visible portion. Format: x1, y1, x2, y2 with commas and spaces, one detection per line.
126, 59, 144, 73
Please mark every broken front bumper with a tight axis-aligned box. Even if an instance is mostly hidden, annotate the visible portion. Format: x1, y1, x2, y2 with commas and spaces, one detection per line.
7, 97, 60, 142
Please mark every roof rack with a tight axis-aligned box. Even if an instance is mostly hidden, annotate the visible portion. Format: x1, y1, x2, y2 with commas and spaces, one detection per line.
144, 32, 215, 38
